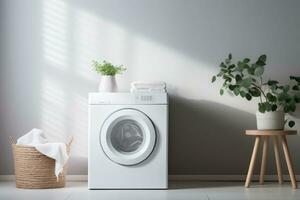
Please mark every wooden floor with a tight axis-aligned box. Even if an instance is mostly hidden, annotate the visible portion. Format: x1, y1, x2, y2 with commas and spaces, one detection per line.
0, 181, 300, 200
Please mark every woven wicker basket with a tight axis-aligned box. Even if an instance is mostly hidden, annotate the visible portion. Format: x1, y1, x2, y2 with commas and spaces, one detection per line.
11, 139, 72, 189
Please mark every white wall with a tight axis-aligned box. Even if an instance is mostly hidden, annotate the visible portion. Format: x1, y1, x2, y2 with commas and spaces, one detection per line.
1, 0, 300, 175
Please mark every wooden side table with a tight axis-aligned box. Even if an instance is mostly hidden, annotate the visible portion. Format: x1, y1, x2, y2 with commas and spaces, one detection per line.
245, 130, 298, 189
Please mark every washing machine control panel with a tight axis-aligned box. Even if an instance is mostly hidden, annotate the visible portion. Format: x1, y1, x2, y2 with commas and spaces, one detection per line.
89, 93, 168, 105
136, 94, 153, 102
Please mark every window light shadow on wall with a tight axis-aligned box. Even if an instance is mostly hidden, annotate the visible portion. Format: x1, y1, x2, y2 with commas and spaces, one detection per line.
41, 0, 261, 163
42, 0, 89, 158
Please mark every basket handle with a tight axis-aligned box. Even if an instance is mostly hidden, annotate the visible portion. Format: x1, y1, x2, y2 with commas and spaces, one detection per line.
8, 136, 15, 145
66, 137, 74, 154
67, 137, 74, 148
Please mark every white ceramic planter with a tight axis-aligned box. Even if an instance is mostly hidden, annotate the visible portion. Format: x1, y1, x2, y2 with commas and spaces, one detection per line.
256, 111, 285, 130
99, 75, 118, 92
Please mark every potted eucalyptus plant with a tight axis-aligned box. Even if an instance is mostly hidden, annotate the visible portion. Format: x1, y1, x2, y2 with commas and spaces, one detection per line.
212, 54, 300, 130
93, 60, 126, 92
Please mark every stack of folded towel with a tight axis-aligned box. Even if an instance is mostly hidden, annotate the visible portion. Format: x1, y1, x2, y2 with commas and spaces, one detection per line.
130, 81, 166, 93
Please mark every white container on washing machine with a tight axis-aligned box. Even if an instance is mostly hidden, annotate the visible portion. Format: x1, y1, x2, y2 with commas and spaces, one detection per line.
88, 92, 168, 189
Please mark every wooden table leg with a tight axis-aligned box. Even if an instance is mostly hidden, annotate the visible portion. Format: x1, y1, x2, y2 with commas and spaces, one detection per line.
281, 135, 298, 189
260, 136, 269, 184
245, 136, 261, 188
273, 136, 283, 184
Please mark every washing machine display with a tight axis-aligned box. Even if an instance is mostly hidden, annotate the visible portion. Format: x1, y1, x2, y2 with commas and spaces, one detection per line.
100, 109, 156, 166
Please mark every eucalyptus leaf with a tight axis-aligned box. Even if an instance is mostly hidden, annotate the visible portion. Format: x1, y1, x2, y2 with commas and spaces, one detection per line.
254, 66, 264, 76
271, 104, 277, 111
234, 87, 240, 96
235, 74, 242, 83
259, 103, 266, 113
258, 54, 267, 62
249, 87, 261, 97
267, 80, 279, 86
282, 85, 290, 92
241, 78, 252, 88
265, 102, 272, 111
256, 60, 265, 67
266, 93, 277, 102
228, 64, 235, 70
220, 62, 227, 68
220, 89, 224, 95
243, 58, 250, 63
292, 85, 299, 91
245, 93, 252, 101
229, 85, 236, 91
248, 67, 255, 75
212, 76, 216, 83
240, 91, 246, 98
290, 76, 300, 82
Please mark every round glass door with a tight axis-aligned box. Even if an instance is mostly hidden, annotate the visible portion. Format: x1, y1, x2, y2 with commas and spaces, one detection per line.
100, 109, 156, 165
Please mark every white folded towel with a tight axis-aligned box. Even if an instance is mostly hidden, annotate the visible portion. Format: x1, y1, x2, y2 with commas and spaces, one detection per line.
131, 81, 166, 90
17, 128, 69, 178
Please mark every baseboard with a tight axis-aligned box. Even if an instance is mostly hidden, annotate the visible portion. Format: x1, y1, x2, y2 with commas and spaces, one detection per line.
169, 174, 300, 181
1, 175, 299, 182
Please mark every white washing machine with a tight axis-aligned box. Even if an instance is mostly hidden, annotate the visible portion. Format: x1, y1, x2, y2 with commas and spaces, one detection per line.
88, 92, 168, 189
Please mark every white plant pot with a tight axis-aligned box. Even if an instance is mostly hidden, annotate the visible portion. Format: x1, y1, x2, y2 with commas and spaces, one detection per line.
256, 111, 285, 130
98, 75, 118, 92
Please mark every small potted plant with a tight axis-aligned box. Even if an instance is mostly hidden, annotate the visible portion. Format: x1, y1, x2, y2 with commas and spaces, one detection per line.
212, 54, 300, 130
92, 60, 126, 92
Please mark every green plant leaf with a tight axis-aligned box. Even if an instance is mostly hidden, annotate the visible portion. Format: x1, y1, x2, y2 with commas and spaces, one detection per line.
228, 85, 236, 91
234, 87, 240, 96
93, 60, 126, 75
243, 58, 250, 63
220, 62, 227, 68
245, 93, 252, 101
282, 85, 290, 92
217, 71, 224, 77
258, 103, 266, 113
288, 121, 295, 128
256, 60, 265, 66
265, 102, 272, 112
266, 93, 277, 102
240, 91, 246, 98
220, 89, 224, 95
292, 85, 299, 90
228, 64, 235, 70
271, 104, 277, 111
267, 80, 279, 86
258, 54, 267, 62
223, 74, 232, 82
248, 67, 255, 75
254, 66, 264, 76
212, 76, 216, 83
290, 76, 300, 82
270, 84, 278, 93
295, 93, 300, 103
284, 105, 290, 113
241, 78, 252, 88
278, 92, 289, 101
249, 87, 261, 97
235, 74, 242, 83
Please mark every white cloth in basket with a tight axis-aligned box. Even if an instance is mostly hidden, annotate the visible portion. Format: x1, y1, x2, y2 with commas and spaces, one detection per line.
17, 128, 69, 178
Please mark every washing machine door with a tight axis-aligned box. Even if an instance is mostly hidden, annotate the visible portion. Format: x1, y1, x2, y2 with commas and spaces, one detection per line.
100, 109, 156, 166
